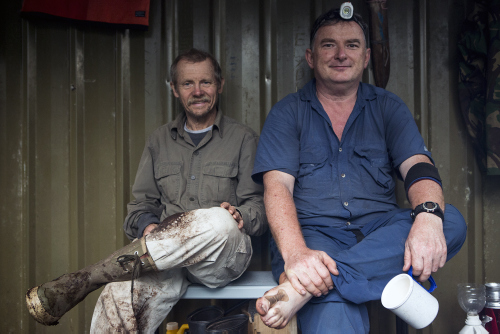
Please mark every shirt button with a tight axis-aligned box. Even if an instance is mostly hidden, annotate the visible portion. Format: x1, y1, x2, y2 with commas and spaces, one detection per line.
190, 175, 196, 180
344, 201, 349, 207
341, 173, 346, 178
193, 151, 199, 156
339, 148, 343, 152
189, 197, 195, 201
346, 221, 351, 226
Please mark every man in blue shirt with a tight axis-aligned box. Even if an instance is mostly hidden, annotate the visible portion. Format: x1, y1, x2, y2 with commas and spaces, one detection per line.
252, 6, 467, 333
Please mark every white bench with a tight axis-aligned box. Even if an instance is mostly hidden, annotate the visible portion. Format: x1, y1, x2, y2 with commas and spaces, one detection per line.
181, 271, 277, 299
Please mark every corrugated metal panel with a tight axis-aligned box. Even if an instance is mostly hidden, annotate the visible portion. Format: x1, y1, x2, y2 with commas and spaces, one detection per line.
0, 0, 498, 333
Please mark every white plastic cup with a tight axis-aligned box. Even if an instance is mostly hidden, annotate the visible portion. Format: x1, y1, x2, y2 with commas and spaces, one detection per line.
381, 273, 439, 329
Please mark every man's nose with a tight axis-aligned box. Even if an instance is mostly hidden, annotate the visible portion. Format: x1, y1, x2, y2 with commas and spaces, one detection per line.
335, 46, 347, 60
192, 84, 203, 96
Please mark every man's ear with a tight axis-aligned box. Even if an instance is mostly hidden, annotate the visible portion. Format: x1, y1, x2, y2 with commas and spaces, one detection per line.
218, 78, 225, 94
305, 48, 314, 69
364, 48, 371, 69
170, 82, 180, 98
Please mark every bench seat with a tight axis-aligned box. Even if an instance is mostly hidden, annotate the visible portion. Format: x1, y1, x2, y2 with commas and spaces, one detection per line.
181, 271, 276, 299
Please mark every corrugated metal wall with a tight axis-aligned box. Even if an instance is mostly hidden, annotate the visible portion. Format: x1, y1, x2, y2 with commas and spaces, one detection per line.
1, 0, 499, 333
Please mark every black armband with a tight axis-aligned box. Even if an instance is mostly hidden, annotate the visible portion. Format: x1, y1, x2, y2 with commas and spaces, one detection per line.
404, 162, 442, 199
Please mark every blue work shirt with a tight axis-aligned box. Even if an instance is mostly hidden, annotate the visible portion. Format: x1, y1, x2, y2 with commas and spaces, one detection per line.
252, 79, 432, 228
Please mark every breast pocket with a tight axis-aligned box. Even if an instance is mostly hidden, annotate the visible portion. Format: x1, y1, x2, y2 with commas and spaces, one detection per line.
296, 146, 331, 195
201, 162, 238, 205
154, 162, 182, 204
353, 146, 394, 195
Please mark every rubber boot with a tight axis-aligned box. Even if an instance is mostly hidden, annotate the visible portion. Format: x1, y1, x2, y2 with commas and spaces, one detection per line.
26, 237, 158, 326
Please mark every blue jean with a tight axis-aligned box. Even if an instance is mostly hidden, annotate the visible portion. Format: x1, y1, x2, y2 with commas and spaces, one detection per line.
271, 204, 467, 333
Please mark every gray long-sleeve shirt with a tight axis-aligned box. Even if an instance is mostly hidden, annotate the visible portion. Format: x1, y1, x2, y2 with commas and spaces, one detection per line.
123, 110, 267, 240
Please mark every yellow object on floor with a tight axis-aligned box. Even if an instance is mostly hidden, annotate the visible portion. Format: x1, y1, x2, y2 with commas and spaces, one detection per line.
166, 322, 189, 334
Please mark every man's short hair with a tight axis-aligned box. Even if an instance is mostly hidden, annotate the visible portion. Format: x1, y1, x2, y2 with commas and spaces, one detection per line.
310, 8, 368, 49
170, 48, 223, 88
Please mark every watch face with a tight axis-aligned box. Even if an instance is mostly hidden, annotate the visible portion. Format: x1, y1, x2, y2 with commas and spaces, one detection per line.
423, 201, 437, 211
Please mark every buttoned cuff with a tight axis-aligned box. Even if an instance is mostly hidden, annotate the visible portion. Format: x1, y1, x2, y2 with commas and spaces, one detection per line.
136, 212, 161, 239
234, 206, 248, 233
234, 208, 242, 218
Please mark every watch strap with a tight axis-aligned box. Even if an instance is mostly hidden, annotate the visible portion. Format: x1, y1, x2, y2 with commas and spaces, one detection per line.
410, 202, 444, 221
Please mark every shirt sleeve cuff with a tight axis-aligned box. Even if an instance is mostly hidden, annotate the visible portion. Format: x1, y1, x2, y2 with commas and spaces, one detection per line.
136, 212, 161, 239
251, 167, 297, 184
234, 206, 247, 232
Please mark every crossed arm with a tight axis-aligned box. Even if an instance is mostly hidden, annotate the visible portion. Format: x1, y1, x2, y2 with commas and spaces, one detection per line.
264, 154, 446, 297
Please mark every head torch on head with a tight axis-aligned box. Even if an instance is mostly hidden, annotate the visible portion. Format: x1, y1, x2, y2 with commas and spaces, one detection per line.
309, 2, 368, 48
340, 2, 354, 20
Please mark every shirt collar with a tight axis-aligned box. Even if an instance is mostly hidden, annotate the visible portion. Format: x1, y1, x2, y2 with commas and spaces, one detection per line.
170, 109, 224, 140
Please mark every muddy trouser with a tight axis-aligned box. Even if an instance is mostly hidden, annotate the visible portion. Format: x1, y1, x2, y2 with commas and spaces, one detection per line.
90, 207, 253, 333
270, 204, 467, 334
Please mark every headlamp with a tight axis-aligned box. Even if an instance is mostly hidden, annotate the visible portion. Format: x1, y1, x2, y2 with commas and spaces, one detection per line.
340, 2, 354, 20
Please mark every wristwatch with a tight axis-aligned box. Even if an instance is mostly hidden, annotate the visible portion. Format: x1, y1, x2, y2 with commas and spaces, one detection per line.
410, 202, 444, 221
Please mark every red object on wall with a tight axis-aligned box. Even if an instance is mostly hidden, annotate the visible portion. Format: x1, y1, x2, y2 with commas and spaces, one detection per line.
21, 0, 150, 27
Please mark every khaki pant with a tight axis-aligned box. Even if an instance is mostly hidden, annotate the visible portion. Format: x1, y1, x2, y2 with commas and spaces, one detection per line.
90, 207, 252, 333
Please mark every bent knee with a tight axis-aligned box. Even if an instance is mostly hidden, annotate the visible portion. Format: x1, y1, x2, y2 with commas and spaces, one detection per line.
444, 204, 467, 234
193, 207, 240, 239
444, 204, 467, 257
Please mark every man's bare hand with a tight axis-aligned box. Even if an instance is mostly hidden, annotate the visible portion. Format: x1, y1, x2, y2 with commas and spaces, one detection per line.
283, 247, 338, 297
220, 202, 244, 229
142, 223, 159, 237
403, 213, 446, 282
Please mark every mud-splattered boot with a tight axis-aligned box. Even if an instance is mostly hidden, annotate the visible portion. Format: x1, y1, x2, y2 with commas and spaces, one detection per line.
26, 238, 157, 326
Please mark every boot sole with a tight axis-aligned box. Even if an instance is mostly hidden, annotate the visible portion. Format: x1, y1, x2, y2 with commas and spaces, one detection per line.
26, 286, 60, 326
